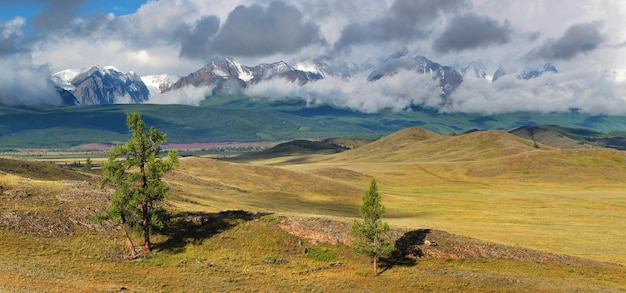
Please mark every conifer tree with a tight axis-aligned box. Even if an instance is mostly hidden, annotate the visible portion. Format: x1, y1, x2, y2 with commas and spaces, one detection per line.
350, 179, 395, 276
96, 112, 178, 257
84, 157, 92, 170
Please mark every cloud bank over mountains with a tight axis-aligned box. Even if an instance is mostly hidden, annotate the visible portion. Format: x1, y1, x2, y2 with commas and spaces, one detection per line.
0, 0, 625, 114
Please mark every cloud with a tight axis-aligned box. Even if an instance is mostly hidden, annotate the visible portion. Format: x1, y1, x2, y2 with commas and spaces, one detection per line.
444, 68, 626, 115
433, 14, 512, 52
1, 0, 625, 114
525, 21, 606, 61
208, 1, 322, 58
30, 0, 85, 33
0, 17, 25, 56
243, 61, 626, 115
148, 85, 213, 106
333, 0, 468, 52
0, 56, 60, 106
178, 15, 221, 59
245, 70, 444, 113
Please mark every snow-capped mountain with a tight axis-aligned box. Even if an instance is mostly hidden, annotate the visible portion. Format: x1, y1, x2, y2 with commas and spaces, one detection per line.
459, 61, 488, 79
367, 50, 464, 97
166, 57, 324, 95
294, 60, 326, 78
490, 63, 559, 82
491, 67, 506, 82
48, 53, 560, 106
141, 74, 180, 96
517, 63, 559, 80
51, 69, 81, 91
51, 66, 150, 105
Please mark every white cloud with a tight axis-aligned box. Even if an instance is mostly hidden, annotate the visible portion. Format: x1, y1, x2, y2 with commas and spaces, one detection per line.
0, 0, 624, 114
1, 17, 25, 38
444, 69, 626, 115
148, 86, 212, 106
246, 70, 443, 113
0, 56, 60, 106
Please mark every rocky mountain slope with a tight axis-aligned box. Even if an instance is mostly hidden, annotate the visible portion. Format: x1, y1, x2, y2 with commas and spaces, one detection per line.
47, 51, 560, 105
52, 66, 150, 105
165, 56, 323, 95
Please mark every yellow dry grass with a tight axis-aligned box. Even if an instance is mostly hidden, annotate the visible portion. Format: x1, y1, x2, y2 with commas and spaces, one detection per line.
2, 126, 626, 292
163, 128, 626, 265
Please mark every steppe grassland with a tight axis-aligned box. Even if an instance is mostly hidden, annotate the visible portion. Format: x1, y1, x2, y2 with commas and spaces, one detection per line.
2, 148, 626, 291
228, 147, 626, 265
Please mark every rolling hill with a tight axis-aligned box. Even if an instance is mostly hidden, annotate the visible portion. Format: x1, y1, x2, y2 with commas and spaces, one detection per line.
1, 126, 626, 291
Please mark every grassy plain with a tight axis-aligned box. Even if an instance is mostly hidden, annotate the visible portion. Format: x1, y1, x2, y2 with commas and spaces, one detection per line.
1, 127, 626, 291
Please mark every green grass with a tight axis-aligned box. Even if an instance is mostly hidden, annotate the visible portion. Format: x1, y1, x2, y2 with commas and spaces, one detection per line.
3, 101, 626, 148
307, 247, 337, 262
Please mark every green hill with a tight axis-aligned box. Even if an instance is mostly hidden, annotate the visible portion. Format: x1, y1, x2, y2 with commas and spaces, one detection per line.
2, 98, 626, 148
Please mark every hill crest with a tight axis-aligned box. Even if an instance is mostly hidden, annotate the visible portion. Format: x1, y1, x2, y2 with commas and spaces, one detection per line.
334, 128, 543, 163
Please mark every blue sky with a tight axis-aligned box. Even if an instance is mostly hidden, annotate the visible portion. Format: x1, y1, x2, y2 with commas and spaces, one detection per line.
0, 1, 144, 20
0, 0, 625, 113
0, 0, 145, 39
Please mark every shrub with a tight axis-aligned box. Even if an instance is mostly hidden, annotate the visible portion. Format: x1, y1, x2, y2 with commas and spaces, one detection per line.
307, 247, 336, 262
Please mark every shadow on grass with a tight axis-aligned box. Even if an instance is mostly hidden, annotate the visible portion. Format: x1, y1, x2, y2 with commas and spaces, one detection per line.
379, 229, 431, 274
155, 210, 272, 253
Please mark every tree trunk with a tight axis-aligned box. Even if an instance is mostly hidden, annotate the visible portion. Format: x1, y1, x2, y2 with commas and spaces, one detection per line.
142, 196, 150, 252
124, 229, 138, 259
140, 162, 150, 253
373, 256, 377, 276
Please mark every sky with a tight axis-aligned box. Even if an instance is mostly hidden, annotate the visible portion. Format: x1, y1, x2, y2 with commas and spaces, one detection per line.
0, 0, 625, 114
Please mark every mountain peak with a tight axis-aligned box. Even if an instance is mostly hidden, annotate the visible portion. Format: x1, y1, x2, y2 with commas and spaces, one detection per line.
166, 56, 323, 94
517, 63, 559, 80
368, 53, 463, 97
141, 74, 180, 96
50, 64, 150, 105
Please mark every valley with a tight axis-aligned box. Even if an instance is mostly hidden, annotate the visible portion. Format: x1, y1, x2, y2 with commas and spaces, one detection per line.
3, 0, 626, 291
1, 126, 625, 291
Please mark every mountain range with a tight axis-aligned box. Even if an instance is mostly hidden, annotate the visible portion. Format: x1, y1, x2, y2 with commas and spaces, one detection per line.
49, 51, 558, 106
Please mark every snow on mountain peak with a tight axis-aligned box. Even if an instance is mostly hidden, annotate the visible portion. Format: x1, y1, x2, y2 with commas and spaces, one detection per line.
51, 69, 80, 90
141, 74, 180, 96
228, 58, 254, 82
104, 65, 121, 72
294, 61, 325, 77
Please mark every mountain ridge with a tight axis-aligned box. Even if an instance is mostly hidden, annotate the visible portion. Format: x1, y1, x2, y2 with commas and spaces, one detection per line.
47, 52, 560, 106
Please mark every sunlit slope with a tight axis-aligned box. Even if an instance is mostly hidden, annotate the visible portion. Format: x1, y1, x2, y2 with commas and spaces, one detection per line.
260, 127, 626, 264
331, 127, 549, 163
335, 127, 626, 183
509, 125, 593, 149
166, 157, 365, 216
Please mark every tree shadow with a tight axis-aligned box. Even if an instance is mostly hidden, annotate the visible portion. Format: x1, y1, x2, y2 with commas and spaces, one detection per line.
379, 229, 431, 274
154, 210, 272, 253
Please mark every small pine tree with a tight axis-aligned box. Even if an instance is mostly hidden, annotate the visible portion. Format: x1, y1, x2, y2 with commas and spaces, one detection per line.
95, 112, 178, 258
84, 157, 93, 170
350, 179, 395, 276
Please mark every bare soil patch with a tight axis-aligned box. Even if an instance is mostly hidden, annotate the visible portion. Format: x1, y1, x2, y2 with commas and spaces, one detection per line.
277, 216, 615, 267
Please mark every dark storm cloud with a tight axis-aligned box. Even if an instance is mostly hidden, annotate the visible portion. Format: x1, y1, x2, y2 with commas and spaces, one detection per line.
433, 14, 511, 52
333, 0, 468, 52
208, 1, 322, 57
0, 19, 23, 56
0, 38, 19, 56
31, 0, 85, 33
525, 21, 605, 61
178, 15, 221, 59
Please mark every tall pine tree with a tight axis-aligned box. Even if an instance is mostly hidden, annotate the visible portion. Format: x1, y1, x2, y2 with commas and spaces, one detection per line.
350, 179, 395, 276
96, 112, 178, 257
